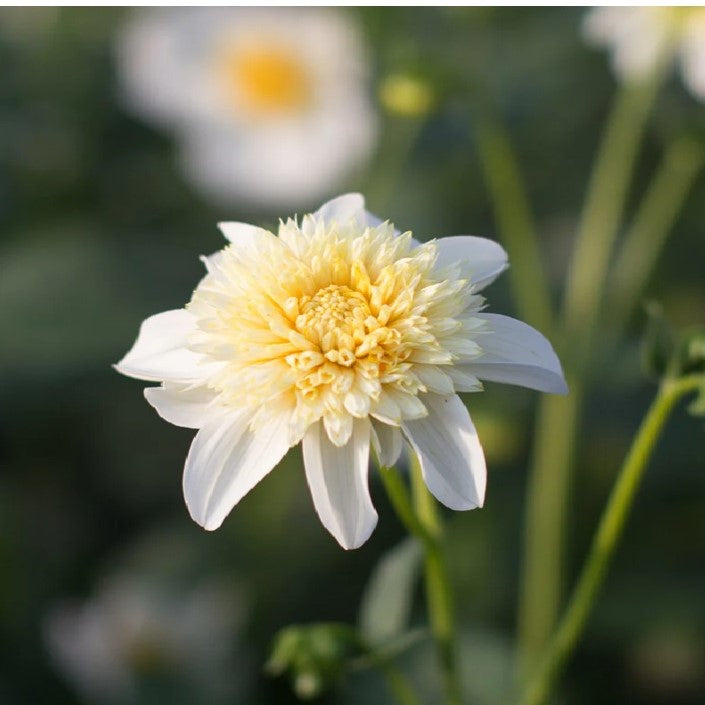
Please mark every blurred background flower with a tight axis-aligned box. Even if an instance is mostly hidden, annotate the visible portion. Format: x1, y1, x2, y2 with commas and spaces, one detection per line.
116, 8, 378, 209
44, 532, 249, 705
583, 7, 705, 100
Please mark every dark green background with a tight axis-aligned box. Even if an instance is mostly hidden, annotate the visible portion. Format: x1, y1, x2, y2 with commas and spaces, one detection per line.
1, 7, 704, 705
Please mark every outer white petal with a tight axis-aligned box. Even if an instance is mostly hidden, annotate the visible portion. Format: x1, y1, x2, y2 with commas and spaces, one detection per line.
459, 313, 568, 394
363, 209, 384, 227
402, 394, 486, 510
314, 193, 366, 225
183, 406, 293, 531
217, 222, 269, 249
144, 384, 218, 429
434, 236, 508, 291
114, 310, 214, 383
371, 420, 402, 467
302, 418, 377, 549
181, 107, 376, 208
681, 14, 705, 101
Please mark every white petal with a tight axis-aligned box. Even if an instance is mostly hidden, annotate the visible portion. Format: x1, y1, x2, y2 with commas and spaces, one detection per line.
434, 236, 508, 291
218, 221, 265, 247
314, 193, 366, 226
363, 209, 385, 228
370, 390, 402, 425
371, 420, 402, 467
183, 406, 293, 531
144, 384, 218, 429
681, 14, 705, 101
582, 7, 668, 81
447, 367, 483, 393
459, 313, 568, 394
114, 310, 214, 383
414, 365, 455, 395
363, 208, 406, 238
402, 394, 486, 511
302, 418, 377, 549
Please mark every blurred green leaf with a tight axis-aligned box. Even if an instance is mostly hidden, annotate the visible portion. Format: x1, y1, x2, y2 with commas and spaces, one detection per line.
358, 537, 422, 646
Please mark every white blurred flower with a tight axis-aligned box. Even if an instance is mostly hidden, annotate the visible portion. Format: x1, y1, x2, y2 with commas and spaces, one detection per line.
115, 194, 567, 550
45, 575, 244, 704
116, 8, 378, 208
583, 7, 705, 101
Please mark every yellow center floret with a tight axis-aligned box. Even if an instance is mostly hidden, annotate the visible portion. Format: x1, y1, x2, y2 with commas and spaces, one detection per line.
220, 43, 312, 116
188, 217, 485, 446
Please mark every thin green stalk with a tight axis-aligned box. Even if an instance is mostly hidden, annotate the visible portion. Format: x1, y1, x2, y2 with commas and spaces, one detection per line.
410, 459, 462, 705
379, 464, 433, 546
518, 74, 662, 675
518, 374, 703, 705
348, 629, 424, 705
517, 377, 583, 675
378, 659, 424, 705
474, 116, 553, 334
562, 75, 662, 352
608, 136, 705, 333
380, 464, 463, 705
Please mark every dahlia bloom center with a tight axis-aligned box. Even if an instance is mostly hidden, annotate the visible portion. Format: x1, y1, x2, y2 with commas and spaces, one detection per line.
189, 218, 485, 446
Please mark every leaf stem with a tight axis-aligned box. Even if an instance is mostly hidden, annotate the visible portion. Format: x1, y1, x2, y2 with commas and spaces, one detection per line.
518, 374, 703, 705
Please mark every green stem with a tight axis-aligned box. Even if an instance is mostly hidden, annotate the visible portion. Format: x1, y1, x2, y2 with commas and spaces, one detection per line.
474, 115, 553, 334
348, 629, 425, 705
378, 659, 424, 705
608, 136, 705, 333
518, 74, 662, 675
517, 377, 583, 676
562, 76, 661, 353
518, 375, 703, 705
380, 463, 463, 705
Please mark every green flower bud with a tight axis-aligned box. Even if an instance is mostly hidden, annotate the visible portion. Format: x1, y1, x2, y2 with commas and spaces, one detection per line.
379, 74, 434, 118
265, 623, 362, 699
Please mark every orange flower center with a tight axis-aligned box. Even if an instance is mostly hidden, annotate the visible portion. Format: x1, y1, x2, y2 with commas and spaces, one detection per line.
221, 43, 312, 116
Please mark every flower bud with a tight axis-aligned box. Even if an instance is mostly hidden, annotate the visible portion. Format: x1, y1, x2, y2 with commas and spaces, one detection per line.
265, 623, 361, 699
379, 73, 434, 118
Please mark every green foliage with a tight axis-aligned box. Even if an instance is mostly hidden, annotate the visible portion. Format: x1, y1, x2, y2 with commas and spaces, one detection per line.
266, 623, 362, 700
358, 538, 422, 647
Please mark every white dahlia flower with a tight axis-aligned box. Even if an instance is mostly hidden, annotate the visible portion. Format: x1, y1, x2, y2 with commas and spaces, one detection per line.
583, 7, 705, 101
116, 194, 567, 549
116, 8, 378, 208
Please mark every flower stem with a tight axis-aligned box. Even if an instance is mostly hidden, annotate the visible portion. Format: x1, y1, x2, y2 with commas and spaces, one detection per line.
607, 136, 705, 334
380, 463, 463, 705
562, 76, 661, 352
518, 74, 661, 675
517, 377, 583, 675
474, 114, 553, 334
518, 374, 703, 705
380, 662, 424, 705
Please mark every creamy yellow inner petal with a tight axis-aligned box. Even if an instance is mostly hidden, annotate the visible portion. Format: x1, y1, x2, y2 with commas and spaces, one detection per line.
189, 219, 486, 446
